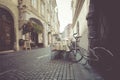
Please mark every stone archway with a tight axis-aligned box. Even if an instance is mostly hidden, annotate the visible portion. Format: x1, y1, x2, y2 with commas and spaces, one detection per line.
0, 8, 15, 51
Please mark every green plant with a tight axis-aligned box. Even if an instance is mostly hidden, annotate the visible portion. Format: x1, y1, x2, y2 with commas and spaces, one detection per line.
32, 23, 43, 33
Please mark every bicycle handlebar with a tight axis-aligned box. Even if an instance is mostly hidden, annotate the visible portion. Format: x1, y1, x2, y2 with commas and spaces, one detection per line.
73, 33, 77, 39
73, 33, 77, 37
73, 33, 82, 40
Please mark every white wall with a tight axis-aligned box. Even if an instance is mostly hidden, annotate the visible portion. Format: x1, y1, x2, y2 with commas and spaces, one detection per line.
73, 0, 90, 50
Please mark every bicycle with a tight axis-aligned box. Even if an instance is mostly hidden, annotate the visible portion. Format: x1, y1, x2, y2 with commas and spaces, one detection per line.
66, 33, 114, 70
66, 43, 99, 64
65, 33, 98, 63
65, 33, 84, 62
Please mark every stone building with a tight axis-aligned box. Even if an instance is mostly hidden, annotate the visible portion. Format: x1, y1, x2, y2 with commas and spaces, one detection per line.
0, 0, 59, 51
0, 0, 19, 51
62, 24, 72, 41
72, 0, 120, 79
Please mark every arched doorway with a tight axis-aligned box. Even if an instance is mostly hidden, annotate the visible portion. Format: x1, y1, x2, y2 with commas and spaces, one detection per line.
0, 8, 15, 51
29, 18, 44, 48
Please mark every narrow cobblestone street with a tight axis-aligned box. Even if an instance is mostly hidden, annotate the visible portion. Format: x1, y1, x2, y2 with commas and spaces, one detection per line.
0, 0, 120, 80
0, 48, 103, 80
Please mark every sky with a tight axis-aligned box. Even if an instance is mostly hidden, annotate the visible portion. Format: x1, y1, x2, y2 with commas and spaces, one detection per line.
56, 0, 72, 33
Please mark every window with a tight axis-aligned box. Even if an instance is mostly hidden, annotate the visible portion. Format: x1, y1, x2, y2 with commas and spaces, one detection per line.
41, 0, 45, 16
31, 0, 37, 9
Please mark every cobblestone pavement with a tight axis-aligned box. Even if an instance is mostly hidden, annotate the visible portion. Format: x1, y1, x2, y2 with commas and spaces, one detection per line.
0, 48, 103, 80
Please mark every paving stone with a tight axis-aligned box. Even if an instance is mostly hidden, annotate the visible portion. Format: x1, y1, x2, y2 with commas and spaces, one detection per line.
0, 49, 103, 80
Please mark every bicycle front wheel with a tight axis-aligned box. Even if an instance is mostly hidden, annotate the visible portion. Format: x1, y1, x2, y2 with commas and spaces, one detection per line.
72, 49, 83, 63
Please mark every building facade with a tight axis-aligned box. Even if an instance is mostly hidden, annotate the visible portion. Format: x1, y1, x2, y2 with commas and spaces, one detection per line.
71, 0, 90, 50
0, 0, 19, 51
62, 24, 72, 41
0, 0, 59, 51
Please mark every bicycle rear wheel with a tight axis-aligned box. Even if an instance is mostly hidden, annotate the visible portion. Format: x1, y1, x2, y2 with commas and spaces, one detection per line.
90, 47, 113, 73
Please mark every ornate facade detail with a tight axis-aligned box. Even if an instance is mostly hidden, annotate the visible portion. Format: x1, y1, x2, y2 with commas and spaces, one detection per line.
18, 0, 27, 29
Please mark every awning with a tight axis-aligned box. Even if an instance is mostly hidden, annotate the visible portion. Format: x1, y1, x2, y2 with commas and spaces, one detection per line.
30, 18, 43, 33
32, 23, 43, 33
30, 18, 43, 26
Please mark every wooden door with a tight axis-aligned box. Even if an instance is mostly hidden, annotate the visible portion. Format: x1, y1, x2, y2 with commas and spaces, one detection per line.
0, 8, 14, 51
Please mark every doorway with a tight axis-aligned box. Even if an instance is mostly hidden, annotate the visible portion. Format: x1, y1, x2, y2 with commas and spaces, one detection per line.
0, 8, 15, 51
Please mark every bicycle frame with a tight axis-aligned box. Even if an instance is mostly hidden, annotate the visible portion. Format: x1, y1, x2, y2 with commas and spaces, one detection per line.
73, 33, 80, 54
64, 33, 82, 62
74, 38, 77, 53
